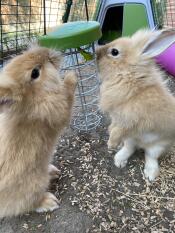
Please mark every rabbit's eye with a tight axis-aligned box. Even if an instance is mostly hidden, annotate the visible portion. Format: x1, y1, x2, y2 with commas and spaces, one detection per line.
111, 48, 119, 57
31, 68, 40, 80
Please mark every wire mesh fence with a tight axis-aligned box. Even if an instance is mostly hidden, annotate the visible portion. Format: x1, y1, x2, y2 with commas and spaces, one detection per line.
151, 0, 175, 29
1, 0, 175, 67
0, 0, 100, 67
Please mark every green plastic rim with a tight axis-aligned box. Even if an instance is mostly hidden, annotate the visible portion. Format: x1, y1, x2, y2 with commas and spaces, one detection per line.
38, 21, 102, 50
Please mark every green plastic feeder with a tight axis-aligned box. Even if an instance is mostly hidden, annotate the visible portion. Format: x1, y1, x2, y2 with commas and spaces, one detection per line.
38, 21, 102, 50
38, 21, 102, 132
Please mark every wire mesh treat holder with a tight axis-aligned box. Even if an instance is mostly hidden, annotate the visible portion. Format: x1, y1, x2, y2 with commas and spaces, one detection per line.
39, 20, 102, 131
60, 43, 101, 131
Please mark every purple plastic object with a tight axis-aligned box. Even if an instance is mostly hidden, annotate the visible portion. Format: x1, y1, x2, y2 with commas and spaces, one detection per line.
155, 43, 175, 77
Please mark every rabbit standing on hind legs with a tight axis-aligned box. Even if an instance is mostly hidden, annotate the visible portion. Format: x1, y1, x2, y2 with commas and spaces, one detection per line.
0, 46, 77, 217
97, 28, 175, 181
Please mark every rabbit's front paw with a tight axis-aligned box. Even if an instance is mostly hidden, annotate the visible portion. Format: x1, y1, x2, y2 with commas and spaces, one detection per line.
64, 71, 77, 88
35, 192, 59, 213
48, 164, 60, 180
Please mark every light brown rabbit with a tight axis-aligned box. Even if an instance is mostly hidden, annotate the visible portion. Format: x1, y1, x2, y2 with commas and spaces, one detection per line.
96, 28, 175, 181
0, 46, 77, 217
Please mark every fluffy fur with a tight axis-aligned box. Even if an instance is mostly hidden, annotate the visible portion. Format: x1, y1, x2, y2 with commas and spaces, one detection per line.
0, 46, 77, 217
97, 29, 175, 181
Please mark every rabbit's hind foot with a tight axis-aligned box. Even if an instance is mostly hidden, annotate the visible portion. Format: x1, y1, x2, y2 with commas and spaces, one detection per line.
35, 192, 59, 213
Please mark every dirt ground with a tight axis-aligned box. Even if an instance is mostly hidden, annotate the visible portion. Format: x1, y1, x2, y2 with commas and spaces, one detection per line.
0, 79, 175, 233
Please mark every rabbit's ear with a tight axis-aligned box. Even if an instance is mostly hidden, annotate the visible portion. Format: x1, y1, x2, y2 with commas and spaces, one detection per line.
142, 29, 175, 57
132, 29, 158, 50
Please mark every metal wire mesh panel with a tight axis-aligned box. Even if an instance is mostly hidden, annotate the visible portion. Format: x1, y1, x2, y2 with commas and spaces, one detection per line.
60, 43, 101, 131
152, 0, 175, 29
68, 0, 100, 22
1, 0, 44, 67
0, 0, 100, 67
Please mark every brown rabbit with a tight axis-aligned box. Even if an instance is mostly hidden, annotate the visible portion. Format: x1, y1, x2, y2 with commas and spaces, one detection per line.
96, 28, 175, 181
0, 46, 77, 217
